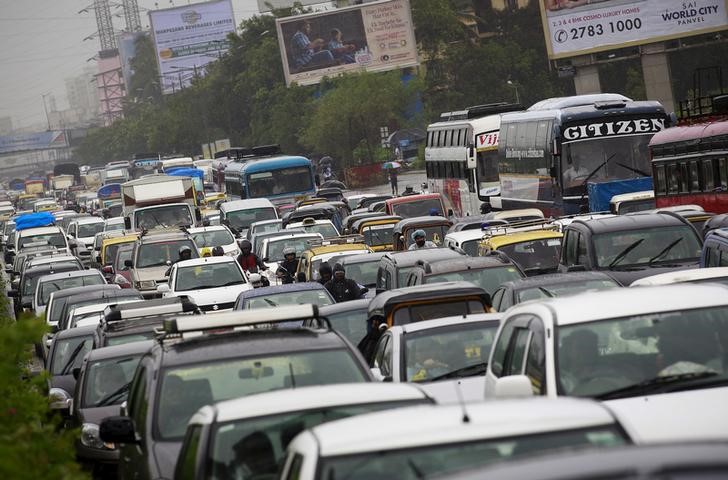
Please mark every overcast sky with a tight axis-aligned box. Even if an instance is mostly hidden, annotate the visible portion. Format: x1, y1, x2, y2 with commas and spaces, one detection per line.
0, 0, 263, 132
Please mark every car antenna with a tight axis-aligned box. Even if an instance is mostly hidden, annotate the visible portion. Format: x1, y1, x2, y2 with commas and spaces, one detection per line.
288, 362, 296, 388
454, 381, 470, 424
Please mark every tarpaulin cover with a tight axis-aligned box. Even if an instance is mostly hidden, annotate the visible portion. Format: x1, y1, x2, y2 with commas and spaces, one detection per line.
15, 212, 55, 231
588, 177, 654, 213
97, 183, 122, 200
166, 168, 203, 179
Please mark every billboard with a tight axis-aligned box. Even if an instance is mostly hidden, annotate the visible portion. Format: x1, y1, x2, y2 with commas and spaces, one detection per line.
0, 131, 68, 155
257, 0, 324, 14
540, 0, 728, 59
149, 0, 236, 94
276, 0, 418, 86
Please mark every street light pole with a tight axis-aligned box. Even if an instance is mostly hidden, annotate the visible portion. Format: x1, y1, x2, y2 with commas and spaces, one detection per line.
41, 93, 51, 131
507, 80, 520, 104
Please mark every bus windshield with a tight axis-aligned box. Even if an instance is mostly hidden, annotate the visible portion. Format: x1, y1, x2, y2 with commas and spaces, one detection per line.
561, 135, 652, 196
247, 166, 313, 198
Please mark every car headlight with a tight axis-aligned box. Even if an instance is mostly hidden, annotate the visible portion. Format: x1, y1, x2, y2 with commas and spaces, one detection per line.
137, 280, 156, 290
81, 423, 115, 450
113, 274, 131, 286
49, 388, 71, 410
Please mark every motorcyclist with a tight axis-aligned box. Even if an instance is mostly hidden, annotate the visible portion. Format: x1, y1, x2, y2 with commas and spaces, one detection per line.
165, 245, 193, 276
324, 263, 363, 302
408, 229, 437, 250
317, 262, 333, 285
276, 247, 298, 284
237, 239, 266, 273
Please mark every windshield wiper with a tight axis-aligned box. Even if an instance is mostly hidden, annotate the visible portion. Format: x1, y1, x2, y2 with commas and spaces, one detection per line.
59, 341, 87, 375
194, 280, 242, 290
595, 371, 720, 400
608, 238, 644, 269
96, 381, 132, 407
616, 162, 650, 177
577, 153, 617, 206
648, 238, 682, 266
428, 362, 488, 382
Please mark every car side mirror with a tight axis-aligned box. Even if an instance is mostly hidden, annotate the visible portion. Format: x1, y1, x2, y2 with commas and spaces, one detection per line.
99, 416, 137, 444
157, 284, 170, 293
202, 218, 210, 227
124, 259, 133, 268
195, 210, 202, 222
4, 266, 12, 274
494, 375, 534, 399
102, 265, 114, 275
549, 166, 558, 178
370, 366, 384, 381
262, 257, 269, 263
375, 288, 385, 295
8, 289, 18, 297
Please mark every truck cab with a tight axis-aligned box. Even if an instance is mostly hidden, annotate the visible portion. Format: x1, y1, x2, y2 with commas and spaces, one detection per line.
121, 176, 201, 230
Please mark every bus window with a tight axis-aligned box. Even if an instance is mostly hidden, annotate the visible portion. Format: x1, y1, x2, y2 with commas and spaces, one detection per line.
679, 163, 689, 194
719, 158, 728, 190
655, 165, 666, 195
703, 159, 715, 191
689, 161, 700, 192
667, 164, 678, 194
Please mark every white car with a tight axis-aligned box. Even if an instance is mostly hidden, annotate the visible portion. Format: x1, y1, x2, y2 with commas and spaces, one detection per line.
444, 229, 485, 256
103, 216, 126, 233
68, 216, 106, 248
483, 284, 728, 443
177, 383, 432, 479
630, 266, 728, 287
286, 218, 340, 238
280, 397, 633, 480
159, 256, 252, 312
187, 225, 239, 257
259, 232, 323, 279
370, 313, 501, 403
16, 226, 69, 255
32, 269, 106, 317
219, 198, 278, 237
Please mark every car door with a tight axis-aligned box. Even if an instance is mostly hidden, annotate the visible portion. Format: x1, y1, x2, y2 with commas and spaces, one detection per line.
120, 360, 151, 480
500, 314, 547, 396
370, 332, 393, 380
491, 287, 506, 312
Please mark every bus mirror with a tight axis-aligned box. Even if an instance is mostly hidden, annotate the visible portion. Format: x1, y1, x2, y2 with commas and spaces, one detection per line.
549, 166, 558, 178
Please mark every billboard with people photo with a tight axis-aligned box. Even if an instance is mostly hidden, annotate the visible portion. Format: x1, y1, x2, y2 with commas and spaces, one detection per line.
276, 0, 418, 86
540, 0, 728, 59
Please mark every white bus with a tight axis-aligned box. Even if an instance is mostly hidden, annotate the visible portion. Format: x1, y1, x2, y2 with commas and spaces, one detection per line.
425, 103, 522, 216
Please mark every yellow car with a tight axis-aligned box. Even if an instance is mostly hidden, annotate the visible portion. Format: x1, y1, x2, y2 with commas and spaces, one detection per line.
204, 192, 227, 205
297, 240, 372, 282
479, 228, 563, 276
100, 233, 139, 266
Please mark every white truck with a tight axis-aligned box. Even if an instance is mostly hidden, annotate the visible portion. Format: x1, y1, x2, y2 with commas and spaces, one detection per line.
121, 175, 201, 230
51, 175, 74, 191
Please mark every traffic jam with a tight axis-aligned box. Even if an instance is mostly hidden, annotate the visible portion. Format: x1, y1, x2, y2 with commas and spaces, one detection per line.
3, 93, 728, 479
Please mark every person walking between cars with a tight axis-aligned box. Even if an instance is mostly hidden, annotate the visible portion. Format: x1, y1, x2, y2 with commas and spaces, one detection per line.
237, 239, 266, 274
408, 229, 437, 250
276, 247, 299, 284
389, 168, 398, 195
324, 263, 363, 302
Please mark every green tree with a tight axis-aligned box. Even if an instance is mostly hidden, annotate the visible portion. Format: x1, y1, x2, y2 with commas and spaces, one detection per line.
127, 33, 162, 106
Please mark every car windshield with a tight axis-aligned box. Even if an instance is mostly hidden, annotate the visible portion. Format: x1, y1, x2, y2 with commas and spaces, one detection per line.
319, 426, 627, 480
327, 308, 368, 345
156, 349, 367, 439
405, 322, 498, 382
50, 335, 94, 375
265, 237, 317, 263
557, 306, 728, 398
497, 237, 562, 273
82, 354, 143, 408
251, 221, 282, 235
136, 240, 198, 268
460, 239, 481, 257
426, 266, 523, 295
78, 222, 105, 238
105, 220, 125, 232
616, 198, 656, 214
209, 400, 426, 480
593, 226, 702, 269
104, 241, 134, 264
405, 225, 448, 248
20, 233, 66, 249
362, 224, 395, 247
23, 264, 80, 296
39, 274, 105, 305
246, 167, 313, 198
114, 248, 133, 270
106, 330, 157, 347
191, 230, 234, 248
340, 260, 379, 287
227, 208, 277, 231
244, 290, 333, 309
175, 262, 245, 291
392, 198, 443, 218
135, 205, 193, 229
394, 300, 486, 326
518, 279, 619, 303
299, 223, 339, 238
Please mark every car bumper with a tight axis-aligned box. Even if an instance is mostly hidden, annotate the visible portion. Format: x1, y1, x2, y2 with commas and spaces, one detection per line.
76, 441, 119, 464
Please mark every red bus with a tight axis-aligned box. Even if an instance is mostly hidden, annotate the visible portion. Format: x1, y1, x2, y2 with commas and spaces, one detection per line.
650, 120, 728, 213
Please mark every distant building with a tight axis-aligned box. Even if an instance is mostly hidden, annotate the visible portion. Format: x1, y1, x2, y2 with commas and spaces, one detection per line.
0, 117, 12, 136
64, 66, 100, 124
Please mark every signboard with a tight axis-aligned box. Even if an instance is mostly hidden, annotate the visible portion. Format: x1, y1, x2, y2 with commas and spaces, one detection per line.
149, 0, 235, 94
0, 131, 67, 155
257, 0, 324, 14
476, 131, 499, 151
562, 118, 666, 142
540, 0, 728, 59
276, 0, 418, 86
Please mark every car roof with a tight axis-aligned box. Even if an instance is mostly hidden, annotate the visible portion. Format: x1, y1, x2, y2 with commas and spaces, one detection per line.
337, 252, 388, 264
630, 267, 728, 286
102, 235, 138, 246
174, 256, 237, 267
500, 271, 618, 290
19, 226, 62, 236
37, 269, 103, 282
221, 198, 275, 211
445, 229, 486, 242
54, 324, 98, 340
85, 340, 155, 362
386, 193, 442, 205
307, 398, 617, 457
48, 284, 123, 302
187, 225, 228, 233
394, 216, 452, 233
237, 282, 329, 299
74, 216, 105, 225
381, 248, 463, 267
398, 312, 501, 333
571, 211, 692, 234
138, 231, 192, 243
27, 254, 79, 266
319, 298, 371, 315
368, 281, 488, 314
485, 229, 562, 247
308, 243, 370, 255
192, 383, 429, 425
518, 283, 728, 326
24, 263, 80, 276
266, 233, 321, 243
417, 256, 516, 274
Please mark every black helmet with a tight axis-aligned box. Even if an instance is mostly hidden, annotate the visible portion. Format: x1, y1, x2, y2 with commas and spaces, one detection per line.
179, 245, 192, 256
319, 262, 332, 276
212, 246, 224, 256
240, 239, 252, 251
333, 263, 345, 274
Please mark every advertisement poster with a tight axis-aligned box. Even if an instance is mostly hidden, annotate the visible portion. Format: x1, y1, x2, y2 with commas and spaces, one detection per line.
540, 0, 728, 59
149, 0, 235, 94
276, 0, 418, 86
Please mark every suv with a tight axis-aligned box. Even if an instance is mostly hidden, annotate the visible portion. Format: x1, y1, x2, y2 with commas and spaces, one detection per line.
99, 305, 372, 480
558, 211, 703, 285
405, 254, 524, 295
701, 228, 728, 267
127, 230, 199, 298
375, 248, 463, 294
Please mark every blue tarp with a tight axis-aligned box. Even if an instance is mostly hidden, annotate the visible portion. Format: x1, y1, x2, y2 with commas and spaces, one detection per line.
588, 177, 654, 213
166, 168, 204, 179
15, 212, 55, 231
97, 183, 121, 200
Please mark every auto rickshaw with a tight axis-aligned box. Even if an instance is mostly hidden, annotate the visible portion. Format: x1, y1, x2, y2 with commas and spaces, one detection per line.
352, 215, 402, 252
392, 216, 453, 251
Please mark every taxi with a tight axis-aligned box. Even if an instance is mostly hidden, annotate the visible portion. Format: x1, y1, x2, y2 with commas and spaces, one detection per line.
478, 227, 563, 276
297, 237, 372, 282
392, 216, 453, 251
296, 196, 328, 208
99, 232, 139, 267
352, 215, 401, 252
33, 199, 60, 213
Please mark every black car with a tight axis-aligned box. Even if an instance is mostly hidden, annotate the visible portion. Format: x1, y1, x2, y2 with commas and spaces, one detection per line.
375, 248, 463, 294
491, 271, 621, 312
11, 261, 82, 315
55, 286, 143, 332
100, 305, 372, 480
46, 325, 97, 418
72, 340, 154, 476
405, 254, 524, 295
558, 211, 704, 285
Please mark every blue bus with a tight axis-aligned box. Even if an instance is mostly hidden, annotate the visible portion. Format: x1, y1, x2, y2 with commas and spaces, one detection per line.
224, 155, 316, 205
497, 94, 673, 216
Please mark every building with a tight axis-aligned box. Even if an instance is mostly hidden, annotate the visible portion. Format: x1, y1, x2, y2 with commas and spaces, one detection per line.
0, 117, 12, 136
65, 66, 100, 124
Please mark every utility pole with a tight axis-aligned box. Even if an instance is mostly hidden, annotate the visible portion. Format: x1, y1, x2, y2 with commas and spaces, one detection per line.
41, 93, 51, 131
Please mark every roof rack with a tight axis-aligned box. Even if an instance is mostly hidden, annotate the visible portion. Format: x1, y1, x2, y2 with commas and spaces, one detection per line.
161, 304, 328, 336
306, 234, 365, 247
104, 296, 199, 322
482, 218, 559, 238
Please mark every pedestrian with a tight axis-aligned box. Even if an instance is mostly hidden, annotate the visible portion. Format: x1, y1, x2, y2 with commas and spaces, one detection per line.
389, 168, 398, 195
237, 239, 266, 273
317, 262, 333, 285
408, 229, 437, 250
324, 263, 363, 302
276, 247, 298, 284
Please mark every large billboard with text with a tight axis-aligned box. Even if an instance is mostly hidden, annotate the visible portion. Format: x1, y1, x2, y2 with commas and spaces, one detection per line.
540, 0, 728, 59
276, 0, 418, 86
149, 0, 235, 94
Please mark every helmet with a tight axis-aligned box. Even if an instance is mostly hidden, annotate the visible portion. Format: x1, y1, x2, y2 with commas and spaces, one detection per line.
333, 263, 345, 274
239, 239, 252, 251
248, 272, 263, 287
283, 247, 296, 257
179, 245, 192, 255
318, 262, 332, 276
212, 246, 224, 256
411, 229, 426, 241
